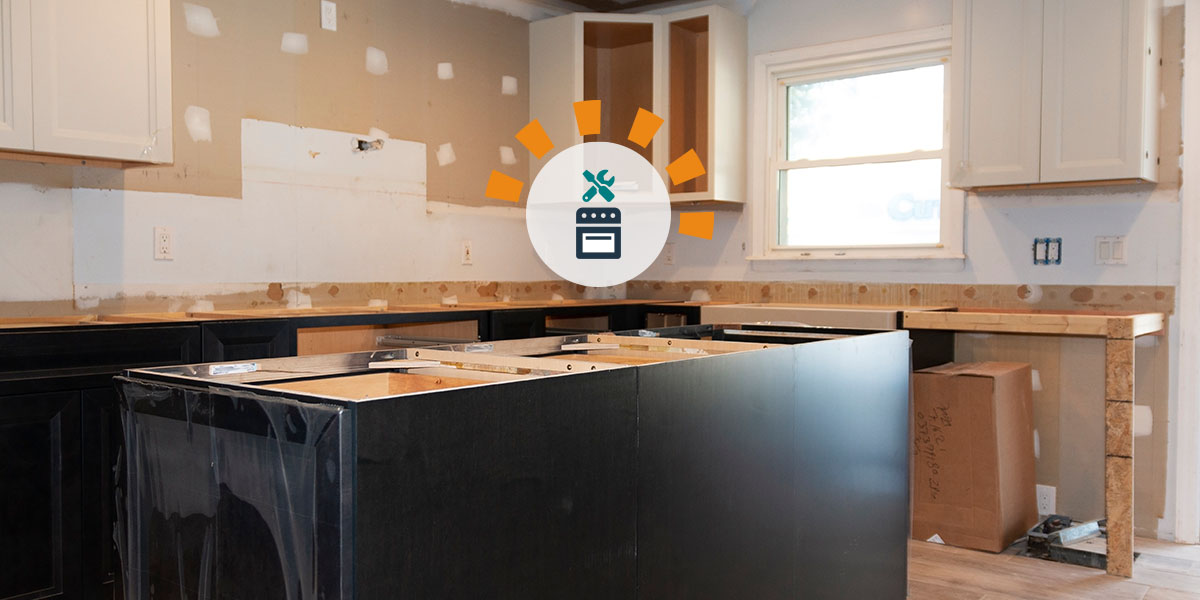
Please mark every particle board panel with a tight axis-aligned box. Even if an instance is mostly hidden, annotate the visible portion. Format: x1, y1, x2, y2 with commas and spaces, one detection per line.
1107, 456, 1136, 578
296, 320, 479, 356
1106, 401, 1134, 458
1107, 338, 1136, 402
262, 372, 490, 400
553, 353, 675, 365
627, 281, 1176, 315
588, 333, 773, 352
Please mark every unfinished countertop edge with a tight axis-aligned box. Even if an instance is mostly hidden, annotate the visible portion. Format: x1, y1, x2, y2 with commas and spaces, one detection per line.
901, 310, 1167, 338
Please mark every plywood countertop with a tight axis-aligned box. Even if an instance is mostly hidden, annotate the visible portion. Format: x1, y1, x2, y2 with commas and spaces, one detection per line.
901, 309, 1165, 337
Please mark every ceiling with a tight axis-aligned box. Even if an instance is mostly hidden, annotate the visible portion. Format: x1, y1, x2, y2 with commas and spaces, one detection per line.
562, 0, 690, 10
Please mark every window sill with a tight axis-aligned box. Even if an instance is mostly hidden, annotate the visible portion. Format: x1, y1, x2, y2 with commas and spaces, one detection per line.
747, 253, 966, 273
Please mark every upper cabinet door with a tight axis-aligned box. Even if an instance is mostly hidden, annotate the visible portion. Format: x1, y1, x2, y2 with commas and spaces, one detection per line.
949, 0, 1043, 188
0, 0, 32, 151
29, 0, 171, 163
1040, 0, 1158, 183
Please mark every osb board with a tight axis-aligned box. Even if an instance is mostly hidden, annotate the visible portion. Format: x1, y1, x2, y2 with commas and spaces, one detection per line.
296, 320, 480, 356
0, 281, 594, 318
64, 0, 530, 208
0, 279, 1178, 320
262, 371, 487, 400
953, 333, 1169, 537
627, 281, 1175, 315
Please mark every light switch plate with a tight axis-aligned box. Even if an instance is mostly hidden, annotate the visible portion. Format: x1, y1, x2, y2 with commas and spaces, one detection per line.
1096, 235, 1127, 265
320, 0, 337, 31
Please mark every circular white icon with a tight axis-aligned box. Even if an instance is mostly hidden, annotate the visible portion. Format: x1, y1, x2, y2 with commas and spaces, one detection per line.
526, 142, 670, 288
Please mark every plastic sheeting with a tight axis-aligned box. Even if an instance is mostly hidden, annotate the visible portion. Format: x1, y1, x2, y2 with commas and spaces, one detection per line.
115, 377, 352, 599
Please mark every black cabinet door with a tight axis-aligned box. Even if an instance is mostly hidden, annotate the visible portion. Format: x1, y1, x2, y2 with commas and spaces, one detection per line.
487, 309, 546, 341
201, 320, 295, 362
80, 388, 122, 600
0, 391, 82, 600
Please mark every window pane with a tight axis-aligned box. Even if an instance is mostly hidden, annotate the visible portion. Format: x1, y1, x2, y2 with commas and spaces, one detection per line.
787, 65, 944, 161
779, 160, 941, 247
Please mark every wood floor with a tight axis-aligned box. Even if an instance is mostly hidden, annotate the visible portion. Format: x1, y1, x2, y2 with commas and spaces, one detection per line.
909, 538, 1200, 599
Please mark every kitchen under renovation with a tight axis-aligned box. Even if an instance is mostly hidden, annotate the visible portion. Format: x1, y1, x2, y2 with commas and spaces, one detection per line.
1, 0, 1199, 598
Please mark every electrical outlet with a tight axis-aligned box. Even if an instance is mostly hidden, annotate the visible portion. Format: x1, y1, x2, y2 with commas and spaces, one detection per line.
1036, 484, 1056, 516
663, 242, 675, 266
461, 240, 472, 266
153, 226, 173, 260
1033, 237, 1062, 265
1096, 235, 1127, 265
320, 0, 337, 31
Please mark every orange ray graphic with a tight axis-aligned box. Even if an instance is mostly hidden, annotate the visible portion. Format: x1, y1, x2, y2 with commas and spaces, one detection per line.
485, 170, 524, 203
678, 212, 715, 240
516, 119, 554, 159
666, 149, 706, 186
627, 108, 663, 148
574, 100, 601, 136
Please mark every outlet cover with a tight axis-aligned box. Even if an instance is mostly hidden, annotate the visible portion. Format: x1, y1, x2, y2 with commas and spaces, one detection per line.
1036, 484, 1056, 516
461, 240, 472, 266
663, 242, 675, 266
153, 226, 173, 261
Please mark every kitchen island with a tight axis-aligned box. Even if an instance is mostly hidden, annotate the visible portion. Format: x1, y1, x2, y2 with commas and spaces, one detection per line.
115, 325, 912, 598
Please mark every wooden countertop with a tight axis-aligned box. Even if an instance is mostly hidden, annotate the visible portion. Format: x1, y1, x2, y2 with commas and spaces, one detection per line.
901, 309, 1165, 337
0, 299, 681, 330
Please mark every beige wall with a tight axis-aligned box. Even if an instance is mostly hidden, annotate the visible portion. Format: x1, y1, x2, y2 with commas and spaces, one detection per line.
9, 0, 530, 207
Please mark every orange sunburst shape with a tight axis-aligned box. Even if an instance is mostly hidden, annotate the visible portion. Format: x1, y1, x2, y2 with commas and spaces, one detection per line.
485, 100, 714, 240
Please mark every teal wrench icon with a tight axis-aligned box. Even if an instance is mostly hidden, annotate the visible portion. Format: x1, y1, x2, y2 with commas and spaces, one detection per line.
582, 169, 615, 202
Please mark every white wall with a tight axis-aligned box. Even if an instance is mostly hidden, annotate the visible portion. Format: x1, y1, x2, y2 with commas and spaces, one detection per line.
5, 119, 555, 307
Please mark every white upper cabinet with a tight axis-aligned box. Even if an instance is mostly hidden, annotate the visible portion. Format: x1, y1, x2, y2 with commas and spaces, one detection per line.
663, 6, 746, 204
949, 0, 1043, 187
0, 0, 31, 151
530, 13, 663, 177
0, 0, 170, 164
30, 0, 171, 163
530, 6, 746, 205
950, 0, 1160, 188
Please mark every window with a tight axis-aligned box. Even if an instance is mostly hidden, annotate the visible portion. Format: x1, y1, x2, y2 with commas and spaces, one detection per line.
750, 28, 963, 265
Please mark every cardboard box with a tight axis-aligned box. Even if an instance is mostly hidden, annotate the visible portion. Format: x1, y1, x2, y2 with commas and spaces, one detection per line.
911, 362, 1038, 552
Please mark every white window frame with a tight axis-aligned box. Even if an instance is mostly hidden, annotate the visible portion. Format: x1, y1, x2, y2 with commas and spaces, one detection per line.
748, 26, 965, 269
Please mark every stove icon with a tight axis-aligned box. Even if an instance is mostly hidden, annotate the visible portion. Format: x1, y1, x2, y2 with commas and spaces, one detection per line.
576, 207, 621, 259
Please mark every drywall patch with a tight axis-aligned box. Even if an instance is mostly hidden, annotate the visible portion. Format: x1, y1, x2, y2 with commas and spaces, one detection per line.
366, 46, 389, 75
286, 289, 313, 309
368, 127, 389, 140
436, 143, 456, 167
183, 3, 220, 38
499, 146, 517, 165
437, 62, 455, 80
1134, 405, 1153, 437
1018, 284, 1044, 303
184, 106, 213, 142
280, 32, 309, 55
188, 299, 215, 312
501, 75, 518, 96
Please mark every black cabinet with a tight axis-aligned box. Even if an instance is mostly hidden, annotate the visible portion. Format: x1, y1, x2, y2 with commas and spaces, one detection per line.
80, 388, 122, 600
0, 324, 201, 600
0, 391, 82, 600
488, 309, 546, 341
201, 320, 294, 362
